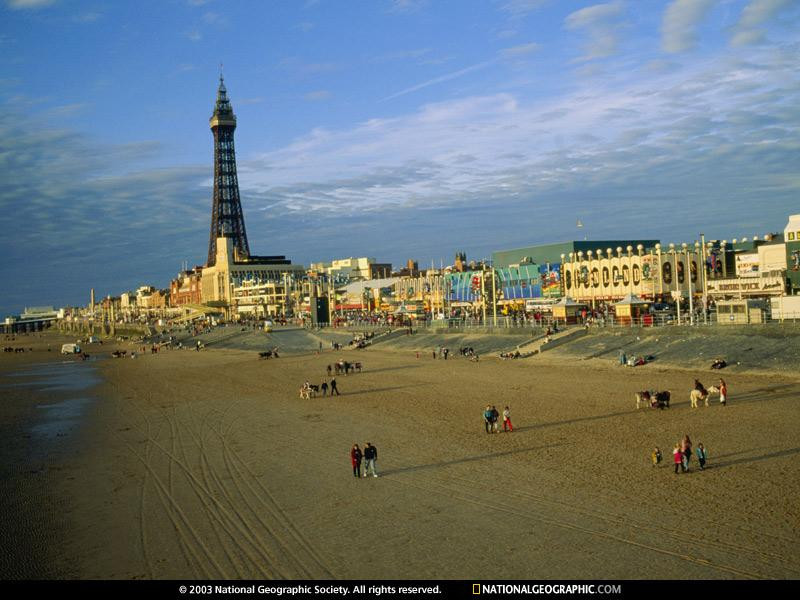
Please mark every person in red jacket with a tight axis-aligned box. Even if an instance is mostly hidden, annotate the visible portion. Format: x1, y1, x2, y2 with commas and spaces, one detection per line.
350, 444, 363, 478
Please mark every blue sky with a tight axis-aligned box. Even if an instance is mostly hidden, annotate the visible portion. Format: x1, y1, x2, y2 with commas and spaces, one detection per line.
1, 0, 799, 315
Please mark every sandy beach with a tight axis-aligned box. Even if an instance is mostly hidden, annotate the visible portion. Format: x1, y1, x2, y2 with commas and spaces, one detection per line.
1, 328, 799, 580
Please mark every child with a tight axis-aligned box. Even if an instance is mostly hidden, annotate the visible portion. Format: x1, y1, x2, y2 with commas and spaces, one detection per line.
651, 447, 662, 467
503, 406, 513, 432
696, 443, 707, 470
673, 444, 682, 474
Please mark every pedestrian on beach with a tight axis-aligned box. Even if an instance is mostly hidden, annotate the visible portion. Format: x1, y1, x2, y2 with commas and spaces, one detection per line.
432, 350, 436, 359
491, 405, 500, 433
673, 444, 682, 474
350, 444, 362, 478
652, 447, 662, 467
483, 405, 493, 434
502, 406, 513, 432
321, 381, 328, 397
363, 442, 378, 478
330, 377, 340, 396
327, 364, 332, 377
696, 443, 708, 470
719, 379, 727, 406
681, 434, 692, 472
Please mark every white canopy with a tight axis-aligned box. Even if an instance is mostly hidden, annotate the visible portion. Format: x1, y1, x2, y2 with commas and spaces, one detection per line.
614, 293, 648, 306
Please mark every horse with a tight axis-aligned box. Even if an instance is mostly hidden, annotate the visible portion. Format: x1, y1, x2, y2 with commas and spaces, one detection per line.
259, 350, 273, 359
690, 385, 720, 408
635, 391, 651, 409
353, 362, 363, 373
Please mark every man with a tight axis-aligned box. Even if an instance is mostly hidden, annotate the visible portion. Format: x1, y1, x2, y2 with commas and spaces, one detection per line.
363, 442, 378, 478
491, 405, 500, 433
483, 405, 493, 434
330, 377, 340, 396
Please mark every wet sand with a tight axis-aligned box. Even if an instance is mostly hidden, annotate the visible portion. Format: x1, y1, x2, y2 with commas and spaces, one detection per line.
1, 331, 799, 579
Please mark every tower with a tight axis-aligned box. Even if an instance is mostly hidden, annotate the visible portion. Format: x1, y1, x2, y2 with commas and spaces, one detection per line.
207, 76, 250, 267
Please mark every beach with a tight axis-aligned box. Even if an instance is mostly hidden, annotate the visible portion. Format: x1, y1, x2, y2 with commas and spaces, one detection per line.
1, 329, 799, 580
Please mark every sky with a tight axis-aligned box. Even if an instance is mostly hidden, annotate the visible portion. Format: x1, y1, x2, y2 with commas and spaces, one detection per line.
1, 0, 799, 316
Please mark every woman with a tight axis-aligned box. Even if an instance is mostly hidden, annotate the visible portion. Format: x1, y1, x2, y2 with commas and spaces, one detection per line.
680, 434, 692, 472
719, 379, 727, 406
350, 444, 363, 478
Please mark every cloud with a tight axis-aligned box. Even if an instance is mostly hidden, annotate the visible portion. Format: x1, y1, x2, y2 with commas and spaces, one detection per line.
382, 61, 495, 101
6, 0, 56, 8
186, 30, 202, 42
499, 42, 541, 59
241, 45, 799, 238
304, 90, 331, 101
731, 0, 794, 46
661, 0, 716, 53
565, 1, 625, 61
498, 0, 549, 18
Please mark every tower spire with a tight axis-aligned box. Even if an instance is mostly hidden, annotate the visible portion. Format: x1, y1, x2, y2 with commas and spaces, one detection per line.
207, 76, 250, 266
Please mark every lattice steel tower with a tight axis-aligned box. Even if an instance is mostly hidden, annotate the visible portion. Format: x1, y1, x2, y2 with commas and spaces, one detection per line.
207, 76, 250, 267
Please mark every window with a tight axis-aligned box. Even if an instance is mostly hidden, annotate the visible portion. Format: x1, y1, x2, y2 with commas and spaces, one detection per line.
632, 264, 641, 285
602, 267, 610, 286
622, 265, 630, 285
612, 266, 620, 286
591, 268, 600, 288
663, 262, 672, 284
565, 270, 572, 290
677, 261, 685, 284
690, 261, 697, 283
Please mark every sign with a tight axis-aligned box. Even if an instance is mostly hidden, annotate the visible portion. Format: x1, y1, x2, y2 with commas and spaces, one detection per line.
670, 290, 683, 301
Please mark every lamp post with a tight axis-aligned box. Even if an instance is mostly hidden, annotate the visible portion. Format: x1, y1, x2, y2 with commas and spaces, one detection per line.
491, 264, 497, 328
683, 243, 693, 325
669, 243, 681, 325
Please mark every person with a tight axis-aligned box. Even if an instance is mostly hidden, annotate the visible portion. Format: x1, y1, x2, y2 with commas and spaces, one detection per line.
651, 447, 662, 467
491, 405, 500, 433
432, 350, 436, 359
319, 341, 323, 353
681, 434, 692, 472
363, 442, 378, 478
327, 364, 332, 377
350, 444, 362, 478
696, 443, 708, 470
619, 350, 627, 366
673, 444, 682, 474
719, 379, 727, 406
330, 377, 340, 396
694, 379, 707, 395
321, 381, 328, 397
483, 405, 493, 434
502, 406, 513, 432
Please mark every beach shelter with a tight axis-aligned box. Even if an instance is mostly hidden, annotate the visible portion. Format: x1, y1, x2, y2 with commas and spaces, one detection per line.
552, 297, 587, 324
613, 293, 649, 325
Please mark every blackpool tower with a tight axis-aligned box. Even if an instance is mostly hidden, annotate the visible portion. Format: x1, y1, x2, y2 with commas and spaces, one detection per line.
207, 76, 250, 267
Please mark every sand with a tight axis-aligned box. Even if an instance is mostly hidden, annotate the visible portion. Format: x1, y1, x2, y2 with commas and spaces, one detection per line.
1, 328, 799, 580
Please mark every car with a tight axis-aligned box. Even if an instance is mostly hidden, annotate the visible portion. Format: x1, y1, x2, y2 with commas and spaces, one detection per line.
61, 343, 81, 354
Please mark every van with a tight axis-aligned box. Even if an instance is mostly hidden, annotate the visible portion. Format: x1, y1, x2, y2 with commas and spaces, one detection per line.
61, 343, 81, 354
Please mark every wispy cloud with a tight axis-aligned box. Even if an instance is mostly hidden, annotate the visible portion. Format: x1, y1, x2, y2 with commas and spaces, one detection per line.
6, 0, 56, 9
731, 0, 794, 46
499, 41, 541, 59
186, 30, 202, 42
498, 0, 549, 18
304, 90, 331, 101
565, 1, 625, 61
382, 61, 494, 101
661, 0, 716, 53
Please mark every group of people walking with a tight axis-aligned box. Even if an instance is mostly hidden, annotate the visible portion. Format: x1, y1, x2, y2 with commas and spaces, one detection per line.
483, 405, 513, 433
652, 435, 708, 473
350, 443, 379, 478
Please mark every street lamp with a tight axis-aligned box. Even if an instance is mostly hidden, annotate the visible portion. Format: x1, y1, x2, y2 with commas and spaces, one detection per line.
682, 242, 693, 325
